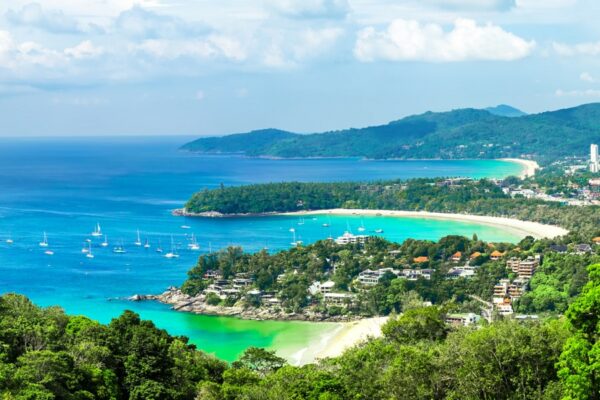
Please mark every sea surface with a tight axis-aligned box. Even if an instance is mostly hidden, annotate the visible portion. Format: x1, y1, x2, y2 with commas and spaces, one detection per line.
0, 136, 524, 361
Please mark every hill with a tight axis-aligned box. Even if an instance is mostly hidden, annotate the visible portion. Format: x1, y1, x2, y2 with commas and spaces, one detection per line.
182, 103, 600, 162
484, 104, 527, 117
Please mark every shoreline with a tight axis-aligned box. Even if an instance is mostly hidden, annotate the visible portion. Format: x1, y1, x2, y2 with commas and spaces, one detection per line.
294, 316, 389, 365
499, 158, 539, 178
281, 209, 568, 239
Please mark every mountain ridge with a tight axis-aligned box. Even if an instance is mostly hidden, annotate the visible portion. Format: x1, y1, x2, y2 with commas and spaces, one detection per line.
182, 103, 600, 162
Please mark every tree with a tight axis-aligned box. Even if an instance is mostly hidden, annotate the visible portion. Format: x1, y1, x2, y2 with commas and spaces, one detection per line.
557, 263, 600, 400
382, 306, 448, 344
231, 347, 286, 376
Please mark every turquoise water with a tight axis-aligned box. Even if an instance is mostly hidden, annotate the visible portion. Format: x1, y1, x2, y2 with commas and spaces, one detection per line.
0, 136, 523, 360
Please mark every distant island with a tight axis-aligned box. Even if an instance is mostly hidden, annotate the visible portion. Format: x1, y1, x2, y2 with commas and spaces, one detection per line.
181, 103, 600, 162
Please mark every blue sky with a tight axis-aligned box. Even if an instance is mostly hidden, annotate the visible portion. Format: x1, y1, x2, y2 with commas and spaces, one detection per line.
0, 0, 599, 136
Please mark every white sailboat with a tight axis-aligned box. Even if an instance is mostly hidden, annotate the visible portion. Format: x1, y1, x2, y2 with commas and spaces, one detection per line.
91, 223, 102, 237
101, 235, 109, 247
290, 229, 300, 246
39, 232, 49, 247
188, 234, 200, 250
144, 238, 151, 249
134, 229, 142, 246
165, 236, 179, 258
358, 218, 366, 232
81, 242, 89, 253
44, 249, 54, 256
6, 234, 13, 244
113, 240, 126, 254
86, 242, 94, 258
155, 239, 163, 253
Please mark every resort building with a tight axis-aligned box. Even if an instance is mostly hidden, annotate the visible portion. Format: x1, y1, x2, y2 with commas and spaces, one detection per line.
413, 256, 429, 263
319, 280, 336, 294
450, 251, 462, 262
447, 266, 476, 279
401, 268, 433, 280
506, 255, 540, 280
323, 292, 355, 306
445, 313, 480, 327
470, 251, 482, 260
335, 232, 368, 245
490, 250, 505, 261
357, 268, 400, 286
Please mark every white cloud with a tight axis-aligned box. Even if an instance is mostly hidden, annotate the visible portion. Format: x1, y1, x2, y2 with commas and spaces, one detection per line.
555, 88, 600, 97
354, 18, 535, 62
423, 0, 516, 11
271, 0, 350, 19
64, 41, 104, 59
553, 41, 600, 57
580, 72, 596, 83
5, 3, 101, 34
115, 5, 206, 38
195, 90, 205, 100
135, 35, 246, 61
515, 0, 576, 9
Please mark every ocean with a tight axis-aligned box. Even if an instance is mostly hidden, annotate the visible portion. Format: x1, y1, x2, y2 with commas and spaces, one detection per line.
0, 136, 523, 361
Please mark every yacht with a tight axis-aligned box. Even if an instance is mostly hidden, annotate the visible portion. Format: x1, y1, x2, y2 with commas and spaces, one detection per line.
188, 234, 200, 251
5, 234, 13, 244
375, 229, 384, 233
180, 225, 191, 229
86, 242, 94, 259
358, 218, 366, 232
165, 236, 179, 258
113, 240, 126, 254
91, 223, 102, 237
39, 232, 49, 247
155, 239, 163, 253
81, 243, 89, 253
101, 235, 109, 247
44, 249, 54, 256
144, 238, 151, 249
134, 230, 142, 246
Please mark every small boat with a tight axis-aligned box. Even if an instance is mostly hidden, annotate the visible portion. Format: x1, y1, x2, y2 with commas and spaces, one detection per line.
358, 218, 366, 232
322, 223, 330, 227
101, 235, 109, 247
165, 236, 179, 258
289, 227, 295, 233
39, 232, 49, 247
155, 239, 163, 253
86, 242, 94, 259
113, 240, 126, 254
134, 230, 142, 246
298, 218, 305, 226
6, 234, 13, 244
81, 243, 89, 253
44, 250, 54, 256
180, 225, 191, 229
91, 223, 102, 237
188, 234, 200, 250
375, 229, 384, 233
143, 238, 151, 249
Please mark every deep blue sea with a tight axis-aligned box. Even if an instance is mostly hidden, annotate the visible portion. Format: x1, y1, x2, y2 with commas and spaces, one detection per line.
0, 136, 523, 360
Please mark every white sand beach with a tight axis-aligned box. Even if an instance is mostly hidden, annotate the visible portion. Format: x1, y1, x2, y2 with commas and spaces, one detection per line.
284, 209, 568, 239
500, 158, 540, 178
295, 317, 389, 365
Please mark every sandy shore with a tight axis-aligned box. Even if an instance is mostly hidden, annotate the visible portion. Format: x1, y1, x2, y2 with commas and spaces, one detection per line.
500, 158, 539, 178
283, 209, 568, 239
293, 317, 389, 365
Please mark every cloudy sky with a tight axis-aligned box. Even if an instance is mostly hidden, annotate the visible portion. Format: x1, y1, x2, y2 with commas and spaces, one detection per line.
0, 0, 599, 136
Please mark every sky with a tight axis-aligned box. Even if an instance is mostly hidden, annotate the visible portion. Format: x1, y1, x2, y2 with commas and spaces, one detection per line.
0, 0, 600, 136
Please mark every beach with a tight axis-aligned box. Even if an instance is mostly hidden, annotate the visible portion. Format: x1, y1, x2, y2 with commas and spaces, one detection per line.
283, 209, 568, 239
500, 158, 540, 178
292, 317, 389, 365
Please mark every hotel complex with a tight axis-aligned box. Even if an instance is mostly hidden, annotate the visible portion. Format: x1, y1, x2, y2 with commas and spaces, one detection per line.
591, 143, 599, 173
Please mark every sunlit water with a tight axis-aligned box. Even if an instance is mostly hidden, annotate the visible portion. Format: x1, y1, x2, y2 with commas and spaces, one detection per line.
0, 136, 523, 360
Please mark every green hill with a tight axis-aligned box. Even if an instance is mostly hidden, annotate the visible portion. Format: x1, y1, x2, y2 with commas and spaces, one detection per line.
182, 103, 600, 162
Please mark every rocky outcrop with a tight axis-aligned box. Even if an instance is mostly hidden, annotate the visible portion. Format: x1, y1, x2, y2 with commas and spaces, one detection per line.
133, 287, 360, 322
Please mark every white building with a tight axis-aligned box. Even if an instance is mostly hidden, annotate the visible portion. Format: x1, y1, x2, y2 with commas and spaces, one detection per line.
591, 143, 599, 173
335, 231, 368, 245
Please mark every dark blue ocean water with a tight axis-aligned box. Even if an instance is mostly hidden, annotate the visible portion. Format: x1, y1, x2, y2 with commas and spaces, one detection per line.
0, 136, 522, 360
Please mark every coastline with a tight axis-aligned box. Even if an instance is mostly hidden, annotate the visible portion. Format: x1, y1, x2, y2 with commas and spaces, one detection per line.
293, 316, 389, 365
499, 158, 539, 178
281, 209, 568, 239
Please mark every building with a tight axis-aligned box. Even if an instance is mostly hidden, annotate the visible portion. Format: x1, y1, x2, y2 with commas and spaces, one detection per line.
490, 250, 504, 260
591, 143, 599, 173
335, 232, 368, 245
506, 256, 540, 280
446, 313, 480, 327
401, 268, 433, 280
323, 292, 355, 306
470, 251, 482, 260
450, 251, 462, 262
447, 266, 475, 279
413, 256, 429, 263
357, 268, 399, 286
319, 281, 336, 294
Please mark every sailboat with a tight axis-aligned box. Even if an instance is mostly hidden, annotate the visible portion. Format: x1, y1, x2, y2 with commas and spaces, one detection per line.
5, 234, 13, 244
188, 234, 200, 250
165, 236, 179, 258
113, 240, 126, 254
39, 232, 49, 247
134, 230, 142, 246
101, 235, 109, 247
81, 242, 89, 253
91, 223, 102, 237
290, 229, 300, 247
322, 215, 332, 227
155, 239, 163, 253
375, 228, 384, 233
86, 242, 94, 259
298, 217, 305, 225
358, 218, 366, 232
144, 238, 151, 249
44, 249, 54, 256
